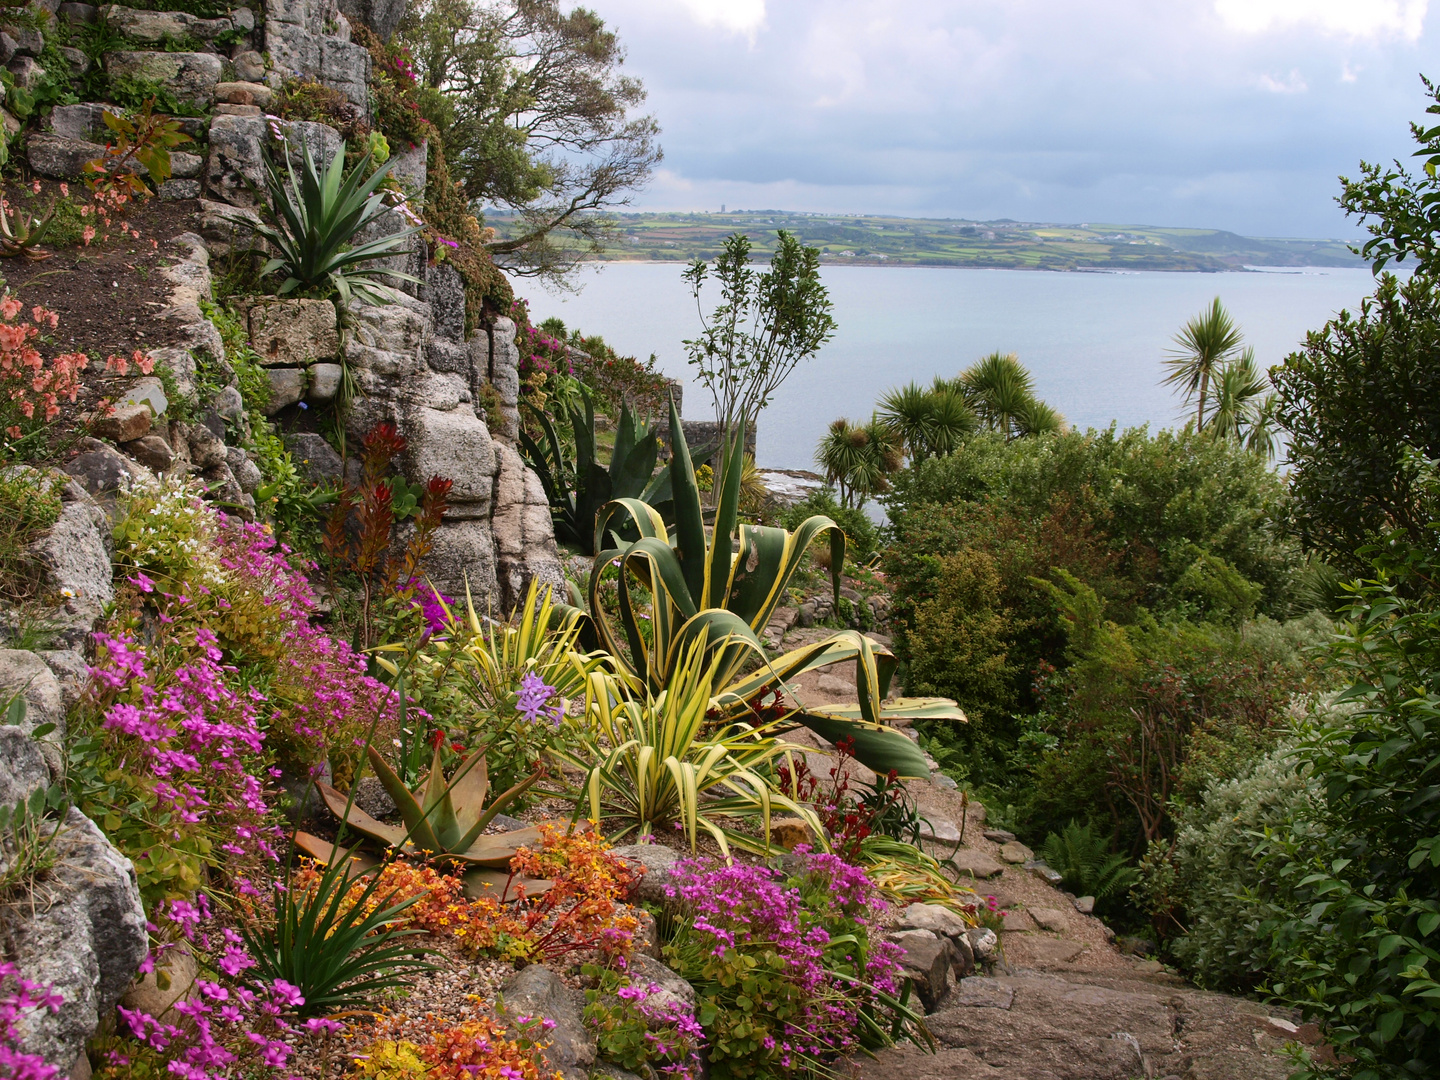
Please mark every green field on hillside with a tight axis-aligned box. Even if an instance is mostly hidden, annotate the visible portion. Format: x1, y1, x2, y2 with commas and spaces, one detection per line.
489, 209, 1364, 271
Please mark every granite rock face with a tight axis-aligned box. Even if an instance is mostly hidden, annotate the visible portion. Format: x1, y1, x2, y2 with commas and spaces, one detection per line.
500, 965, 595, 1080
3, 810, 149, 1075
104, 51, 223, 107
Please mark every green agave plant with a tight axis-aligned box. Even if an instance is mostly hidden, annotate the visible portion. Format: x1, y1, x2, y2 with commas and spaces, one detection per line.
313, 743, 547, 877
554, 639, 824, 856
560, 400, 964, 777
520, 390, 671, 554
239, 140, 421, 306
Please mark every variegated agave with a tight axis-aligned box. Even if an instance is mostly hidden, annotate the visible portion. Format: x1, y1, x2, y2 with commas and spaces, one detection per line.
560, 400, 966, 778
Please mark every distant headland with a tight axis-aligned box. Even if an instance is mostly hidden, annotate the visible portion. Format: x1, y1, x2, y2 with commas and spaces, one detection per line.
487, 209, 1365, 272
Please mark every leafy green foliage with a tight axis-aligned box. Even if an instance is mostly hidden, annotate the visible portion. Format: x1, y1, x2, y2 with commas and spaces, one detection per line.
82, 98, 192, 197
877, 377, 977, 462
0, 467, 63, 604
242, 855, 436, 1018
684, 231, 837, 439
780, 488, 878, 563
960, 352, 1064, 439
240, 142, 421, 306
815, 415, 902, 509
1271, 272, 1440, 573
1038, 821, 1138, 911
519, 390, 667, 554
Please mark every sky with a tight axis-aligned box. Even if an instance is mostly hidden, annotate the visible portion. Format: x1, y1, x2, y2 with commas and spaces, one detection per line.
579, 0, 1434, 238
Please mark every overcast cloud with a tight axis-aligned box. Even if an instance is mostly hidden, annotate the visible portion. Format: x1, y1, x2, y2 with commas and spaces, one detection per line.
581, 0, 1433, 237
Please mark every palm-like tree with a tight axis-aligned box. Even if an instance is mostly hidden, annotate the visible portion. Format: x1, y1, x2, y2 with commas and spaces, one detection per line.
816, 416, 901, 508
961, 352, 1057, 441
1015, 397, 1066, 437
876, 380, 976, 462
1164, 297, 1243, 431
1208, 347, 1277, 459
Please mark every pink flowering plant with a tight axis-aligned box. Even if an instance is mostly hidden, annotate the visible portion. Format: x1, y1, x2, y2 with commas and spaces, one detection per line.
1, 961, 62, 1080
582, 963, 704, 1079
0, 294, 91, 460
97, 895, 326, 1080
660, 849, 921, 1079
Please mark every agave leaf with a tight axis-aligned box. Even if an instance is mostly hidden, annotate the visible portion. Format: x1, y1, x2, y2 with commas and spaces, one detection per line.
454, 825, 546, 867
461, 867, 555, 901
316, 781, 413, 849
783, 706, 934, 778
292, 830, 380, 882
666, 397, 706, 604
448, 746, 491, 836
364, 745, 444, 853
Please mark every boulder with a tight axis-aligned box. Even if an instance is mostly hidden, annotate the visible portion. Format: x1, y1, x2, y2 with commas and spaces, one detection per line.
490, 442, 565, 609
233, 49, 265, 82
185, 422, 226, 470
58, 4, 99, 26
29, 500, 115, 637
63, 442, 148, 498
422, 262, 466, 343
890, 929, 954, 1012
7, 56, 45, 90
204, 114, 266, 206
337, 0, 408, 40
119, 377, 168, 418
899, 902, 971, 941
919, 815, 962, 844
485, 316, 521, 441
1, 25, 44, 57
92, 403, 152, 444
120, 942, 196, 1021
285, 432, 344, 484
983, 829, 1016, 844
610, 842, 680, 906
624, 954, 697, 1015
307, 362, 342, 404
418, 518, 499, 602
815, 673, 850, 695
1001, 909, 1033, 933
100, 5, 233, 42
57, 47, 89, 76
966, 927, 999, 965
949, 847, 1004, 881
249, 299, 339, 366
1030, 906, 1067, 932
3, 810, 149, 1074
26, 133, 105, 179
318, 37, 369, 106
264, 368, 306, 414
0, 726, 49, 805
404, 404, 496, 511
278, 118, 343, 173
103, 52, 222, 108
769, 816, 812, 850
1074, 896, 1096, 915
169, 151, 203, 179
352, 775, 396, 820
999, 841, 1033, 864
1024, 938, 1087, 965
39, 648, 90, 713
226, 447, 263, 495
208, 385, 245, 424
500, 965, 594, 1080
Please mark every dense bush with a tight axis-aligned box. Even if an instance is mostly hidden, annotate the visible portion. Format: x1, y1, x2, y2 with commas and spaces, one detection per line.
781, 488, 879, 562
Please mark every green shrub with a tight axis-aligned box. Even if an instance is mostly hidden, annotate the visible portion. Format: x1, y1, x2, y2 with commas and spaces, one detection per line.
782, 488, 878, 562
0, 468, 63, 604
1160, 736, 1330, 992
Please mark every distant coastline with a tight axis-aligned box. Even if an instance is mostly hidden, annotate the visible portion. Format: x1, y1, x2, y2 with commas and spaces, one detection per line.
489, 209, 1364, 274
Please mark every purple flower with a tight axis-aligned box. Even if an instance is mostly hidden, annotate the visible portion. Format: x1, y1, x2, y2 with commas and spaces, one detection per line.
516, 671, 562, 726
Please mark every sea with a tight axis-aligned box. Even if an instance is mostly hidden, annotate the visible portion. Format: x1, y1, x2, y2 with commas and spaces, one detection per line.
531, 262, 1381, 472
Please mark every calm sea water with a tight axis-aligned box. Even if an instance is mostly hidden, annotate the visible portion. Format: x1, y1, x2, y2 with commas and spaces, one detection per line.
532, 263, 1380, 471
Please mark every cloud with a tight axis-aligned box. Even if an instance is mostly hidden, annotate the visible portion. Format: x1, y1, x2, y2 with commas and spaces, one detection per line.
1258, 69, 1309, 92
1213, 0, 1428, 40
672, 0, 766, 37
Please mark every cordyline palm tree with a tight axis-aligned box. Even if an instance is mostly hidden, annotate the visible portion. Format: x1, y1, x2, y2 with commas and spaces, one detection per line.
1164, 297, 1244, 431
877, 379, 976, 462
1208, 347, 1278, 459
817, 416, 902, 508
962, 352, 1035, 439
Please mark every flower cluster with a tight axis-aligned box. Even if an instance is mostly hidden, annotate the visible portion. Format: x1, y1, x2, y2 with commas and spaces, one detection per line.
662, 850, 904, 1074
510, 300, 574, 380
0, 962, 62, 1080
103, 897, 320, 1080
103, 349, 156, 377
0, 295, 89, 446
583, 964, 703, 1080
516, 672, 563, 727
351, 1012, 561, 1080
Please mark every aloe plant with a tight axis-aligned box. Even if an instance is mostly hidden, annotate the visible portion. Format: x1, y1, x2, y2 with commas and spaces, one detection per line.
317, 743, 545, 869
520, 390, 671, 554
238, 141, 421, 306
560, 399, 964, 778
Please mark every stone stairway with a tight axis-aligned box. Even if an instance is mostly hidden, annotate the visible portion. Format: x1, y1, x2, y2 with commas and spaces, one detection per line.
778, 658, 1325, 1080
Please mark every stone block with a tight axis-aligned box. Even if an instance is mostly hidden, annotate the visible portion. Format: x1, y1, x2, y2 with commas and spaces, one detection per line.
965, 927, 999, 964
950, 847, 1004, 880
307, 362, 342, 404
93, 403, 152, 443
402, 404, 495, 509
212, 102, 261, 117
1074, 895, 1095, 915
169, 151, 202, 179
318, 36, 368, 106
0, 650, 66, 778
25, 132, 101, 178
158, 179, 201, 201
124, 434, 173, 473
100, 5, 233, 42
420, 518, 498, 606
214, 80, 273, 108
337, 0, 408, 40
423, 261, 466, 342
263, 368, 305, 414
46, 103, 114, 144
63, 442, 149, 499
891, 929, 954, 1012
900, 902, 971, 941
770, 816, 812, 850
0, 727, 48, 806
1030, 906, 1067, 932
248, 298, 339, 366
285, 432, 344, 484
265, 18, 319, 81
58, 3, 99, 26
233, 49, 264, 82
500, 966, 594, 1079
104, 52, 222, 107
231, 5, 255, 32
185, 422, 226, 470
610, 842, 679, 906
1001, 909, 1033, 933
